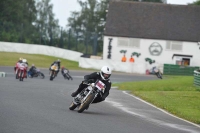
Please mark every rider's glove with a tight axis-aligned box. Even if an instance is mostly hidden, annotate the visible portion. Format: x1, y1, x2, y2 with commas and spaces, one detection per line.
87, 79, 94, 83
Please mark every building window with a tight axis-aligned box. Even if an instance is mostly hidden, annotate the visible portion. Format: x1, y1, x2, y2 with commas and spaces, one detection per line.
129, 38, 140, 48
118, 38, 140, 48
176, 59, 190, 66
176, 60, 183, 65
166, 41, 182, 51
118, 38, 129, 47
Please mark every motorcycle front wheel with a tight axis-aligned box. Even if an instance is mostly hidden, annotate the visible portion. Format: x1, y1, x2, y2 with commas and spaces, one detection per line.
64, 74, 69, 80
38, 72, 45, 79
19, 70, 24, 81
16, 70, 19, 79
68, 74, 73, 80
69, 102, 77, 110
77, 93, 95, 113
50, 71, 54, 81
158, 72, 162, 79
156, 72, 162, 79
66, 73, 73, 80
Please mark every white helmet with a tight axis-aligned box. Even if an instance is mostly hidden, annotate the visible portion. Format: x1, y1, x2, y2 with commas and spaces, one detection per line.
100, 66, 112, 80
22, 59, 27, 63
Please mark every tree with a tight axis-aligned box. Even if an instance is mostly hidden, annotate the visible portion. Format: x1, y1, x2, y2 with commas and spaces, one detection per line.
34, 0, 60, 46
191, 0, 200, 5
67, 0, 109, 54
125, 0, 163, 2
0, 0, 38, 43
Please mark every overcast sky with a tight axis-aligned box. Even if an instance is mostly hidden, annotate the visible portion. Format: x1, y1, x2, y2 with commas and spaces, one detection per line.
50, 0, 196, 29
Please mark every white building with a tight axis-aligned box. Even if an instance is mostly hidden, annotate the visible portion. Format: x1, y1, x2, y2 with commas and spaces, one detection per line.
102, 1, 200, 73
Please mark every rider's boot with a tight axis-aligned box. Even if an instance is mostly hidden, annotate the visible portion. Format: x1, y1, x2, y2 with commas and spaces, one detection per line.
71, 90, 80, 97
71, 87, 82, 97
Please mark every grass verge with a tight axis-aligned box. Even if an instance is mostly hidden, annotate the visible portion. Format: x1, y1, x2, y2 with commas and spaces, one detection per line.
113, 75, 200, 124
0, 52, 96, 70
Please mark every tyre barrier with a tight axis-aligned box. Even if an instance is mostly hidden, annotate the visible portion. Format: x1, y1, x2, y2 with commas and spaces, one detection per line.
0, 72, 6, 77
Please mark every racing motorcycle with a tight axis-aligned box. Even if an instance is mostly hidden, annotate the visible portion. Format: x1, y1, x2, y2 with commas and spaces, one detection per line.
152, 66, 162, 79
49, 64, 58, 81
62, 69, 73, 80
28, 68, 45, 79
17, 63, 28, 81
69, 79, 105, 113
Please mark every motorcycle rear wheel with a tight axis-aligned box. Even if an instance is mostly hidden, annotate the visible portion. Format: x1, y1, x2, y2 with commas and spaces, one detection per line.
64, 74, 69, 80
16, 70, 19, 79
38, 72, 45, 79
66, 73, 73, 80
69, 102, 77, 110
77, 93, 95, 113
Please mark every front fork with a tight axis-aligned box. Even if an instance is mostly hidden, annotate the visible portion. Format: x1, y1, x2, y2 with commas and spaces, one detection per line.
81, 90, 98, 107
73, 89, 98, 106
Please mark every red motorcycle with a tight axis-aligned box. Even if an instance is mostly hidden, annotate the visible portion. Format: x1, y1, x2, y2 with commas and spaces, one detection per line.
17, 63, 28, 81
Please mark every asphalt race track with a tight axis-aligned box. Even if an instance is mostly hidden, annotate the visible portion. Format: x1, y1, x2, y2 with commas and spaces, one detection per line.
0, 66, 200, 133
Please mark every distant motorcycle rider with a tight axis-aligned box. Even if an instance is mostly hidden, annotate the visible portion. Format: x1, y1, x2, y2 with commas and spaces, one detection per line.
61, 66, 68, 76
71, 66, 112, 103
49, 59, 61, 76
29, 64, 37, 77
21, 59, 28, 78
18, 57, 23, 63
14, 57, 23, 71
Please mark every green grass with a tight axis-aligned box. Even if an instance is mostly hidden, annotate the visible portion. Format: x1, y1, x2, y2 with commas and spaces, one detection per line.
113, 76, 200, 124
0, 51, 96, 70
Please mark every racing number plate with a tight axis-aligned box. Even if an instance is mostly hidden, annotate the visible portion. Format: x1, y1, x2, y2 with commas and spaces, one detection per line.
64, 70, 68, 73
95, 80, 105, 91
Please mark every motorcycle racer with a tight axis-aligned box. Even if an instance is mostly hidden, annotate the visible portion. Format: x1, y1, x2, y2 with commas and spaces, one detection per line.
21, 59, 28, 78
49, 59, 60, 76
14, 57, 23, 72
61, 66, 73, 80
29, 64, 37, 77
71, 66, 112, 103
